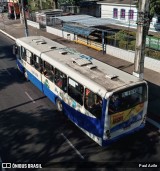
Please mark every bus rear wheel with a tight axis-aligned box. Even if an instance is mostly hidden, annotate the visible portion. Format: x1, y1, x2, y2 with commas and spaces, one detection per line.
56, 99, 63, 112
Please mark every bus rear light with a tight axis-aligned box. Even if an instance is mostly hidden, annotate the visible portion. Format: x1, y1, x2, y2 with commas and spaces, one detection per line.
106, 130, 111, 139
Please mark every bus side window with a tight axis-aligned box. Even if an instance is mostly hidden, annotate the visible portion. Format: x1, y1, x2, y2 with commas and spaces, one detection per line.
43, 61, 55, 82
68, 78, 84, 105
17, 46, 20, 58
84, 88, 102, 118
13, 44, 18, 55
21, 47, 27, 61
55, 69, 67, 92
13, 45, 21, 59
32, 55, 40, 70
26, 50, 33, 65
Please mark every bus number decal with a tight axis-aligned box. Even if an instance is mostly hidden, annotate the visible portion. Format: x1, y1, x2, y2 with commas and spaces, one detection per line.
122, 89, 137, 97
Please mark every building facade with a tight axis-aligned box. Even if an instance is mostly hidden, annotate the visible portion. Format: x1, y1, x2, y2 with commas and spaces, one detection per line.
97, 0, 138, 24
97, 0, 160, 30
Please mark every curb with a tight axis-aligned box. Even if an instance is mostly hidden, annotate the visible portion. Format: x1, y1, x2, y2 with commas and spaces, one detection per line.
0, 29, 16, 41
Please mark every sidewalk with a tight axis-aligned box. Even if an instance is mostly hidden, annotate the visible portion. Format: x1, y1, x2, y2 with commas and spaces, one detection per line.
0, 16, 160, 118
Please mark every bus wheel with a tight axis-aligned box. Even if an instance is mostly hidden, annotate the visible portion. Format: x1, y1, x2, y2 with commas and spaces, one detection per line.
17, 64, 20, 71
24, 71, 29, 81
56, 99, 63, 112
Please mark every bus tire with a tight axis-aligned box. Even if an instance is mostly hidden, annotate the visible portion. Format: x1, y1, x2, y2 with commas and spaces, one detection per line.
24, 71, 29, 81
56, 98, 63, 112
17, 64, 20, 71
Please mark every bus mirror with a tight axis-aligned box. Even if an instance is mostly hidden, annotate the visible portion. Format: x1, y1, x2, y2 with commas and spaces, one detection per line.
13, 44, 18, 55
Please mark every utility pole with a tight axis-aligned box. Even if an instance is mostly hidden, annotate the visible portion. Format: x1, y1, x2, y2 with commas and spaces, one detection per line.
21, 0, 29, 37
133, 0, 150, 80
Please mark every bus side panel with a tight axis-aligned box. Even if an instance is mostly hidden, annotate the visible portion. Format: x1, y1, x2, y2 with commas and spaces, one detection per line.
27, 70, 43, 92
43, 83, 57, 103
62, 102, 103, 137
16, 59, 24, 73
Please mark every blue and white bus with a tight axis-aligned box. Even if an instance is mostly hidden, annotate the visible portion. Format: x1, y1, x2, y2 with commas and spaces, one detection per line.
13, 36, 148, 146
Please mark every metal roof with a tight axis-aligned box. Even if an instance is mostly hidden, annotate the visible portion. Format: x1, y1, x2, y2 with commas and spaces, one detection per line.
55, 15, 122, 27
56, 15, 94, 22
97, 0, 137, 5
62, 23, 96, 36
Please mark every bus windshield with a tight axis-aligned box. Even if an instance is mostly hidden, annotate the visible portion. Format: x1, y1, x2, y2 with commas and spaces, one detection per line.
109, 84, 147, 114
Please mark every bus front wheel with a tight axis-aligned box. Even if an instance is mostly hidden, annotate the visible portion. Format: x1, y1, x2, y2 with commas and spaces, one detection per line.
24, 71, 29, 81
56, 99, 63, 112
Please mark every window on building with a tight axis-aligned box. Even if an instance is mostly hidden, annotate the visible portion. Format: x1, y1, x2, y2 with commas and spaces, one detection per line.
84, 88, 102, 118
55, 69, 67, 92
120, 9, 125, 19
129, 10, 134, 20
113, 8, 118, 18
68, 78, 84, 105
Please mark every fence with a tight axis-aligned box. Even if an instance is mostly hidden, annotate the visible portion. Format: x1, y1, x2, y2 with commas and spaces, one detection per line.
146, 36, 160, 51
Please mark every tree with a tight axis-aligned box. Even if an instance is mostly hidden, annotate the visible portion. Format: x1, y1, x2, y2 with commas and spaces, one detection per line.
136, 0, 160, 31
57, 0, 81, 8
149, 0, 160, 19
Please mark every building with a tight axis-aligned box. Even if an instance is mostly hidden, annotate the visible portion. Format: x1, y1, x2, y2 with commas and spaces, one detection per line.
97, 0, 138, 25
79, 1, 101, 17
97, 0, 160, 30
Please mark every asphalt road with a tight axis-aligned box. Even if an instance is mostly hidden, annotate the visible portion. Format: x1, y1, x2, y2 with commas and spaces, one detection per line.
0, 33, 160, 170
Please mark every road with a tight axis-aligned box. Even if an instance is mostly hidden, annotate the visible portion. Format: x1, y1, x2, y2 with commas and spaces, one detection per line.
0, 33, 160, 170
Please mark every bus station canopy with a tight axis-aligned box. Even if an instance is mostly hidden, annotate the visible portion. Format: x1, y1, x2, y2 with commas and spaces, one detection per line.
62, 23, 96, 36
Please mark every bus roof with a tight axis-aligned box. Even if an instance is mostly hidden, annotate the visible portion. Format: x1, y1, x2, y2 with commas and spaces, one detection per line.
16, 36, 143, 97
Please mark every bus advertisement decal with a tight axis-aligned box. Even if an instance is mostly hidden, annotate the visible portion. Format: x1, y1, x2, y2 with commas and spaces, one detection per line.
110, 103, 144, 132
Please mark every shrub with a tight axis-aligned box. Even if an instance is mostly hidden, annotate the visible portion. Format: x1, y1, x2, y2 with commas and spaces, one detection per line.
145, 48, 160, 60
118, 40, 128, 49
128, 40, 136, 51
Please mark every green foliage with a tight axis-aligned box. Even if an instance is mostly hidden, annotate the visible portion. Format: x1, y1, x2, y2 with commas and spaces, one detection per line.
118, 40, 128, 49
145, 48, 160, 60
58, 0, 81, 6
115, 30, 127, 41
28, 0, 54, 11
136, 0, 160, 19
106, 30, 160, 60
128, 40, 136, 51
150, 0, 160, 17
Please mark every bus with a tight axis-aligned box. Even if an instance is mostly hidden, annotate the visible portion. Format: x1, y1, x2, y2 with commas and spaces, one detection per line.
13, 36, 148, 146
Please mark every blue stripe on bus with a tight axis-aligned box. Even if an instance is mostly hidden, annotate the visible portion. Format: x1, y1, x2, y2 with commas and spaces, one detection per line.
43, 83, 57, 103
62, 102, 104, 137
27, 71, 43, 92
102, 123, 145, 146
110, 111, 143, 133
16, 59, 24, 73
